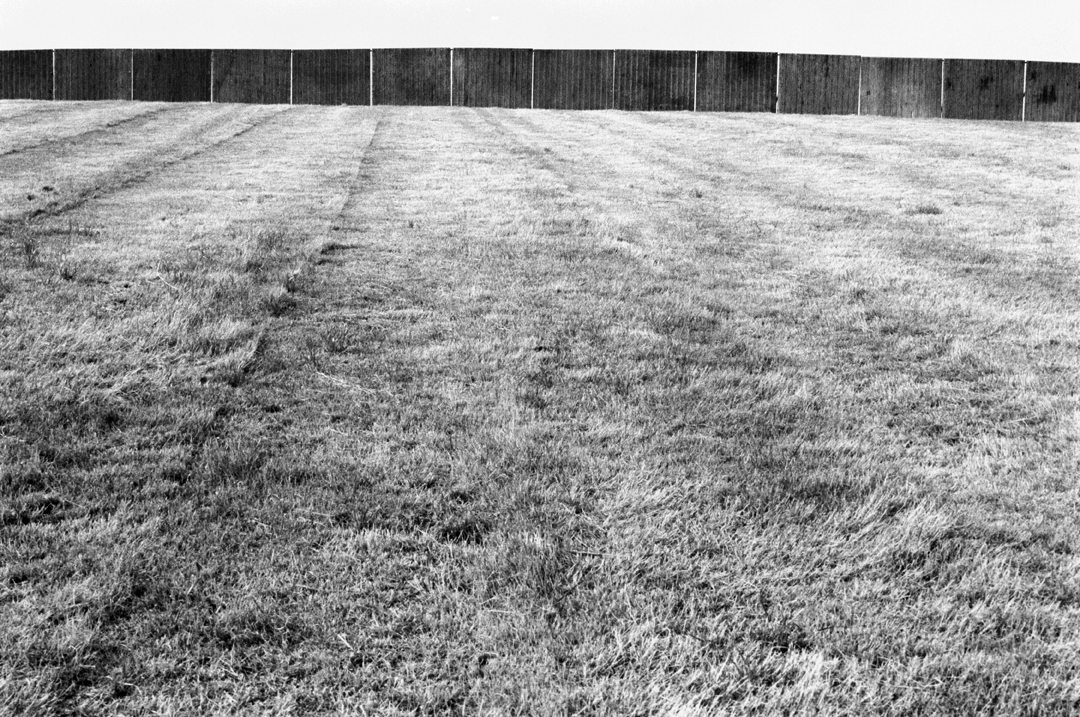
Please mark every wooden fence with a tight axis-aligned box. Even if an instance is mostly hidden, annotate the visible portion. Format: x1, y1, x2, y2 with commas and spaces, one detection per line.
696, 51, 777, 113
2, 48, 1079, 122
614, 50, 695, 111
943, 59, 1025, 121
293, 49, 370, 106
1024, 61, 1080, 122
55, 49, 130, 101
133, 50, 211, 102
373, 48, 450, 106
533, 50, 613, 110
860, 56, 941, 118
0, 50, 52, 100
778, 54, 860, 115
453, 48, 531, 108
212, 50, 291, 104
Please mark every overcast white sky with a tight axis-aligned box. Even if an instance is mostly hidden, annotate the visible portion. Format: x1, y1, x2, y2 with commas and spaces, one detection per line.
2, 0, 1079, 63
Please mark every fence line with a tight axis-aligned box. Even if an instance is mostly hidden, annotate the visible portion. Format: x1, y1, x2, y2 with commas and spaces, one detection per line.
615, 50, 695, 112
372, 48, 450, 106
292, 49, 370, 106
943, 59, 1025, 121
533, 50, 613, 110
1, 48, 1078, 121
777, 54, 860, 115
860, 57, 942, 118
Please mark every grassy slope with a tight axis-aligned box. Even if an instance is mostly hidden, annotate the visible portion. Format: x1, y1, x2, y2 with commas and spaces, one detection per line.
2, 102, 1080, 715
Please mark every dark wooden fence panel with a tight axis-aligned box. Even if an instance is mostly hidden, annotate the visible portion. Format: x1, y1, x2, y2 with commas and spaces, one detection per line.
452, 48, 531, 108
777, 53, 859, 114
55, 49, 131, 101
293, 49, 370, 105
212, 50, 290, 104
372, 48, 450, 106
132, 49, 211, 102
1025, 61, 1080, 123
942, 59, 1024, 121
0, 50, 53, 100
533, 50, 612, 110
860, 57, 941, 118
614, 50, 694, 111
696, 51, 776, 112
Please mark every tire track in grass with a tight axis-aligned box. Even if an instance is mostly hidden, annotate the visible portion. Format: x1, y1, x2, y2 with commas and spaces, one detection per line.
0, 103, 287, 227
517, 113, 1077, 498
232, 107, 629, 711
4, 105, 1079, 713
593, 112, 1080, 485
0, 103, 74, 126
276, 105, 853, 710
0, 106, 393, 713
595, 111, 1080, 319
522, 111, 1078, 455
466, 107, 903, 708
0, 105, 384, 497
0, 100, 146, 126
458, 109, 1080, 712
0, 101, 170, 158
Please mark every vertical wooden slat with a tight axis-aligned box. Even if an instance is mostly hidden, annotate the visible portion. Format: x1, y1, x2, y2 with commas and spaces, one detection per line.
452, 48, 531, 108
292, 49, 371, 106
1024, 61, 1080, 123
0, 50, 53, 100
860, 57, 941, 118
372, 48, 451, 106
696, 51, 777, 113
55, 49, 132, 101
614, 50, 694, 111
132, 49, 211, 102
942, 59, 1024, 121
777, 53, 860, 115
533, 50, 613, 110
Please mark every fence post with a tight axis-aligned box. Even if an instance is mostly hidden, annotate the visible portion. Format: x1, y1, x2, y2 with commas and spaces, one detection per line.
939, 60, 944, 118
611, 50, 616, 109
856, 57, 861, 115
693, 51, 698, 112
1021, 60, 1027, 121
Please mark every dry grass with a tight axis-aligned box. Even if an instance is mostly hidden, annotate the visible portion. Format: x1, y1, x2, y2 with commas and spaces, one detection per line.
2, 102, 1080, 715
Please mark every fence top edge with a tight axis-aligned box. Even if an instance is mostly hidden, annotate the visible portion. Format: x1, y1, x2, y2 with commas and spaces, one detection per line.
2, 47, 1077, 68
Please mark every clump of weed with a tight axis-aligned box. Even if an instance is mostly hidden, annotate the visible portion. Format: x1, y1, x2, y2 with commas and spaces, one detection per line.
186, 318, 256, 357
912, 203, 943, 215
260, 285, 295, 317
13, 224, 41, 269
320, 324, 354, 354
236, 227, 290, 277
1036, 213, 1062, 229
201, 437, 269, 486
282, 264, 311, 294
56, 261, 78, 282
302, 334, 324, 371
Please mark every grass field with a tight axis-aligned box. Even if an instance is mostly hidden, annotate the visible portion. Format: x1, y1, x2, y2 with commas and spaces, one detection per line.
2, 99, 1080, 715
